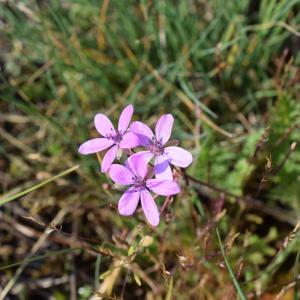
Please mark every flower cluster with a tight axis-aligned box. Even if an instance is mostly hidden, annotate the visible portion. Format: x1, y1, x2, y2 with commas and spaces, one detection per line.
79, 105, 193, 226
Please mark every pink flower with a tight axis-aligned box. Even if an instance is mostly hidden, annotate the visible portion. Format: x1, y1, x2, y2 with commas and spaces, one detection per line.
109, 155, 180, 226
130, 114, 193, 180
78, 105, 139, 172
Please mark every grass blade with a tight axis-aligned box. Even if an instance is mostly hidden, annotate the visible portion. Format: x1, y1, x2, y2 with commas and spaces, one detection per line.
95, 254, 102, 290
165, 277, 174, 300
0, 165, 79, 207
0, 248, 79, 271
294, 251, 300, 300
216, 228, 247, 300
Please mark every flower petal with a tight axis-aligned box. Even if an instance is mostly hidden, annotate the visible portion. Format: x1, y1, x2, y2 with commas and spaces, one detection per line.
146, 179, 180, 196
109, 163, 134, 185
130, 121, 153, 146
78, 138, 114, 154
118, 187, 140, 216
94, 113, 115, 137
140, 189, 159, 227
127, 154, 149, 178
101, 145, 118, 173
154, 155, 173, 180
118, 104, 134, 134
129, 151, 154, 164
155, 114, 174, 145
119, 132, 140, 149
165, 146, 193, 168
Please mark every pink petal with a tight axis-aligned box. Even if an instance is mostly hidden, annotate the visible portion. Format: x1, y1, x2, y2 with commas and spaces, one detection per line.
165, 146, 193, 168
146, 179, 180, 196
124, 151, 153, 172
129, 151, 154, 164
94, 113, 115, 137
127, 154, 149, 178
154, 155, 173, 180
78, 138, 114, 154
119, 132, 140, 149
140, 189, 159, 227
101, 145, 118, 173
118, 104, 134, 134
109, 163, 134, 185
118, 187, 140, 216
155, 114, 174, 145
130, 121, 153, 146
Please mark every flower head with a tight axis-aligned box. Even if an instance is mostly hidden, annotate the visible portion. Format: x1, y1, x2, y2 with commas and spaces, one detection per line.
109, 155, 180, 226
78, 105, 139, 172
130, 114, 193, 180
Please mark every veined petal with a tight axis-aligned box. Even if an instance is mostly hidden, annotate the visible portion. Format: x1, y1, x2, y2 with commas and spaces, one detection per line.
140, 189, 159, 227
118, 187, 140, 216
118, 104, 134, 134
130, 121, 153, 146
94, 113, 115, 137
146, 179, 180, 196
154, 155, 173, 180
155, 114, 174, 145
127, 154, 149, 178
101, 145, 118, 173
119, 132, 140, 149
165, 146, 193, 168
78, 138, 114, 155
109, 164, 134, 185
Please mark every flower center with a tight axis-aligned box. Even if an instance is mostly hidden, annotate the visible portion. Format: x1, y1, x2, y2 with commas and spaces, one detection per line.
147, 137, 164, 155
132, 176, 146, 189
113, 132, 123, 144
107, 130, 123, 144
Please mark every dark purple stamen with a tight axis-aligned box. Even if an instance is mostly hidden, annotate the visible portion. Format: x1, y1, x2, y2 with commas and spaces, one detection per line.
106, 129, 123, 145
147, 137, 164, 155
113, 133, 123, 144
132, 176, 146, 190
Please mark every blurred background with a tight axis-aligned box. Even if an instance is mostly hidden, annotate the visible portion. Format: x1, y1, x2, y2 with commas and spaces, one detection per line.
0, 0, 300, 299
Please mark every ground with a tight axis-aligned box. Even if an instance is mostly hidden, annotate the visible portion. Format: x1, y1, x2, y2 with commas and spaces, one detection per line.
0, 0, 300, 299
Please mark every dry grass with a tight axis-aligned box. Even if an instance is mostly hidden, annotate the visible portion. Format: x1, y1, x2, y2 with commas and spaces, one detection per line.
0, 0, 300, 299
